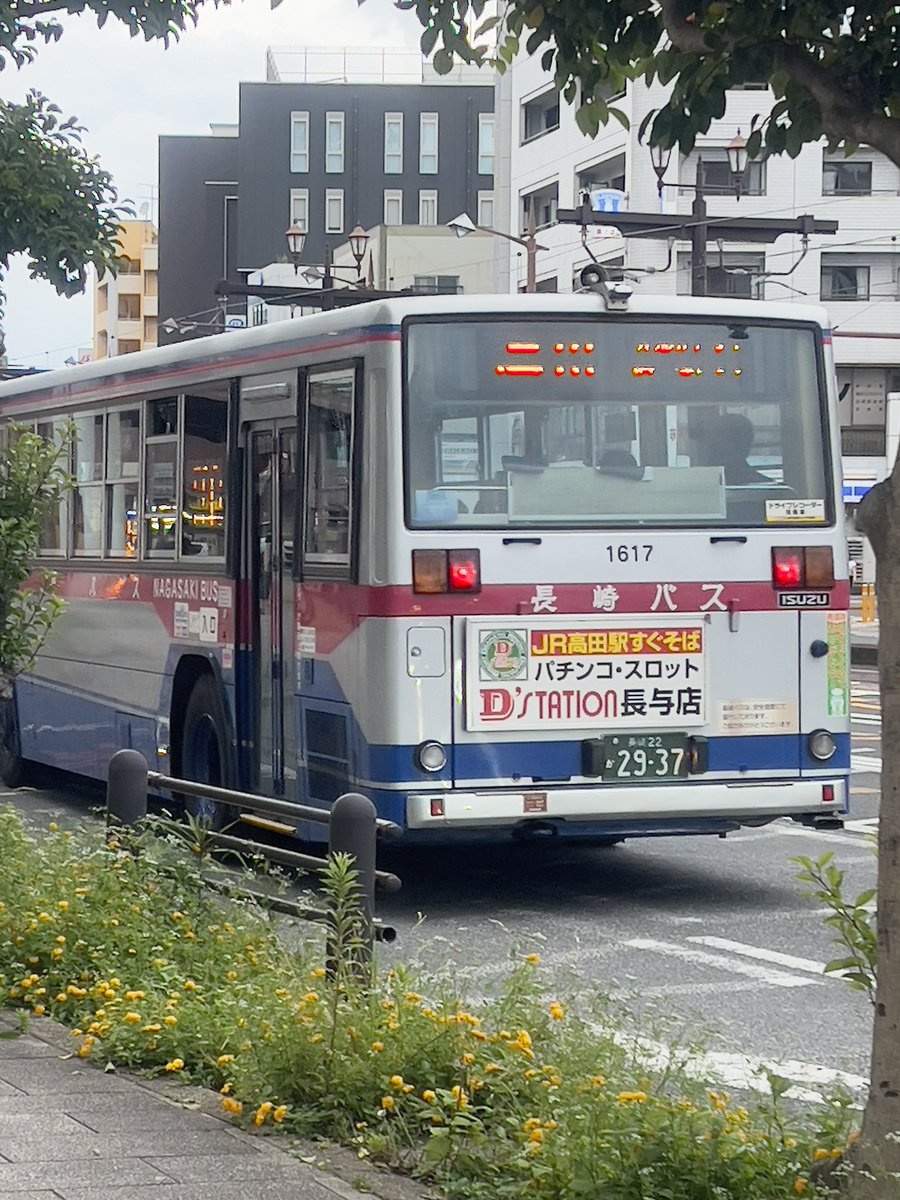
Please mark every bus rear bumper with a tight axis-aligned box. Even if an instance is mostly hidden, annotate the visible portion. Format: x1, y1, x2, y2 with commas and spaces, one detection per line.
406, 779, 846, 831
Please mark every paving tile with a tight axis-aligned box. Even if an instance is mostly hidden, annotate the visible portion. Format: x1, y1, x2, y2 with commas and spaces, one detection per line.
3, 1127, 260, 1163
72, 1104, 220, 1135
0, 1192, 63, 1199
143, 1152, 328, 1184
0, 1081, 24, 1097
0, 1059, 134, 1095
0, 1093, 169, 1117
0, 1113, 84, 1135
0, 1036, 61, 1058
0, 1158, 172, 1192
60, 1185, 340, 1200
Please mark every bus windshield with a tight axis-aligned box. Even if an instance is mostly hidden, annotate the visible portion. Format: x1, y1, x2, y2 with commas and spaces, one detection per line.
404, 316, 832, 528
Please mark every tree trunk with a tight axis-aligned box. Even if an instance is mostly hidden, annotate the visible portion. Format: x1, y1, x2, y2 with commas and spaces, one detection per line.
852, 471, 900, 1194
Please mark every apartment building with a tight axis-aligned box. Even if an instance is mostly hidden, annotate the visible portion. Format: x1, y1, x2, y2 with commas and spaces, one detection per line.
93, 220, 159, 359
496, 59, 900, 533
157, 48, 496, 341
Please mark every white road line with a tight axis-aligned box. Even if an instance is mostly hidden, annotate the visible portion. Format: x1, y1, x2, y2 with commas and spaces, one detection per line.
687, 936, 832, 977
622, 937, 821, 988
843, 817, 879, 835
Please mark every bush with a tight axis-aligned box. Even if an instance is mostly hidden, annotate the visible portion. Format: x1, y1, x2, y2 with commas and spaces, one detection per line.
0, 808, 856, 1199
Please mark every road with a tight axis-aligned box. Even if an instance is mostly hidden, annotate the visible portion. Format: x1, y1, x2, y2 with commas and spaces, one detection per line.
5, 665, 881, 1102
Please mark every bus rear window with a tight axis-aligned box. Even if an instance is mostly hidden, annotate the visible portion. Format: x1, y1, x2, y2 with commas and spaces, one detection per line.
404, 318, 831, 528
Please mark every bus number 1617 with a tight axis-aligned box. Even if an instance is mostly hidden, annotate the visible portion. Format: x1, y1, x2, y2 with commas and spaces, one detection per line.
606, 544, 653, 562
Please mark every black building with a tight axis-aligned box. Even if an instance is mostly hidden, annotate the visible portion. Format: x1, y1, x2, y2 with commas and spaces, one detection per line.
158, 80, 496, 339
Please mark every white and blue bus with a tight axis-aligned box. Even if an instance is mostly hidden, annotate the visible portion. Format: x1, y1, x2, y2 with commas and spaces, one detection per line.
0, 291, 850, 842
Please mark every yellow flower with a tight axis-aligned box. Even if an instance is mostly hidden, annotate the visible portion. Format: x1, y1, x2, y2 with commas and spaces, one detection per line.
485, 1063, 501, 1074
221, 1097, 242, 1114
32, 1005, 46, 1017
125, 990, 145, 1002
170, 911, 184, 922
450, 1085, 468, 1108
422, 1090, 436, 1104
55, 993, 67, 1004
273, 1105, 288, 1123
471, 1029, 488, 1041
404, 992, 422, 1004
164, 1015, 178, 1027
164, 1059, 184, 1072
254, 1102, 273, 1126
303, 991, 319, 1003
142, 1024, 162, 1034
549, 1001, 564, 1020
38, 912, 52, 923
529, 1128, 544, 1143
591, 1075, 606, 1088
216, 1054, 235, 1066
381, 1095, 395, 1112
57, 900, 69, 911
785, 1138, 798, 1149
370, 1041, 384, 1053
794, 1180, 808, 1196
524, 1117, 542, 1131
461, 1053, 475, 1066
48, 821, 58, 832
389, 1075, 404, 1090
51, 948, 63, 960
544, 1119, 557, 1130
525, 953, 541, 965
310, 966, 326, 979
74, 887, 88, 895
183, 980, 197, 992
77, 1044, 92, 1058
124, 1012, 142, 1024
226, 970, 238, 981
616, 1091, 648, 1104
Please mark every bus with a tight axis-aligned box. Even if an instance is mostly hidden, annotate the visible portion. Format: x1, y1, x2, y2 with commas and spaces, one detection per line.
0, 291, 850, 843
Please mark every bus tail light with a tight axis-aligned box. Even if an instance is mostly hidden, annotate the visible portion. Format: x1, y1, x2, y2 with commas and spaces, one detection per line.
771, 547, 835, 589
412, 549, 481, 594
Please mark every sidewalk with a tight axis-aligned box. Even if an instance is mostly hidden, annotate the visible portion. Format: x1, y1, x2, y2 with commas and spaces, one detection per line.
0, 1011, 425, 1200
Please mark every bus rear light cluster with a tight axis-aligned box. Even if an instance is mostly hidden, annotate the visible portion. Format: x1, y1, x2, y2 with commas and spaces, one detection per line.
771, 546, 835, 589
412, 549, 481, 594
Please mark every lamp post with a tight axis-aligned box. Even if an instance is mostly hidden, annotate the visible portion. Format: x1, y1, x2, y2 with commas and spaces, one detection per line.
650, 132, 748, 297
284, 223, 370, 308
448, 199, 548, 293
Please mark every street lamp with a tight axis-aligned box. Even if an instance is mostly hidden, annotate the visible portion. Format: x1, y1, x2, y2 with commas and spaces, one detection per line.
284, 223, 370, 307
448, 200, 548, 293
648, 131, 750, 297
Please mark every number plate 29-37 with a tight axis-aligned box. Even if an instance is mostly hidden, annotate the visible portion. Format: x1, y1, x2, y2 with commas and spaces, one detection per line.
603, 733, 689, 781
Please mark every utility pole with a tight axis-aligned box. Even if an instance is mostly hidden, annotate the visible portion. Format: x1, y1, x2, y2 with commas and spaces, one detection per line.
690, 190, 708, 297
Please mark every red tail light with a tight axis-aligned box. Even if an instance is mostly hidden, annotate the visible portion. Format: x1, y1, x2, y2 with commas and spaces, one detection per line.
448, 552, 480, 591
771, 546, 835, 589
772, 548, 803, 588
412, 549, 481, 594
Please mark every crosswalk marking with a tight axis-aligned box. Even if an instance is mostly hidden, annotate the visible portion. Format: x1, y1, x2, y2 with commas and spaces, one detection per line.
622, 937, 822, 988
686, 936, 837, 978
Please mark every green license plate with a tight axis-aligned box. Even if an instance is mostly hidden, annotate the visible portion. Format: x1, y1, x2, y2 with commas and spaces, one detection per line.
602, 733, 690, 781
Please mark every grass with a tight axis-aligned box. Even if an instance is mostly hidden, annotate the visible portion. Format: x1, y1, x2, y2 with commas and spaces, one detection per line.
0, 806, 857, 1199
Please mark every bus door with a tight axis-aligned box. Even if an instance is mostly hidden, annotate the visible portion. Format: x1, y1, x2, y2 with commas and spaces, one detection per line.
247, 421, 297, 798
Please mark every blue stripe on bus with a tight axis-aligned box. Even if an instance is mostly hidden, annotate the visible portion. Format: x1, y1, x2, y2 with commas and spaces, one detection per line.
357, 732, 850, 787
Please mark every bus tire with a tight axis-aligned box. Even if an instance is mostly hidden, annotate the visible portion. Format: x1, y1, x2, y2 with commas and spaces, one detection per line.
0, 698, 31, 789
180, 675, 234, 831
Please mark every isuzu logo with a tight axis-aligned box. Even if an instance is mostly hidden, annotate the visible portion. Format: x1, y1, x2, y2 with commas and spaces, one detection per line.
777, 592, 830, 608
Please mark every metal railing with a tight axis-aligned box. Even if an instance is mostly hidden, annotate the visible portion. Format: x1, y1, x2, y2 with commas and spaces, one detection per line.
105, 750, 401, 964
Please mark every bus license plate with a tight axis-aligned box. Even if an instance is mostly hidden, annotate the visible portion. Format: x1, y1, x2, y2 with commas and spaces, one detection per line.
603, 734, 690, 782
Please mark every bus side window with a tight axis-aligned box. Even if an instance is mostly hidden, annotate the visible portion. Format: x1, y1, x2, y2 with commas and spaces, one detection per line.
303, 370, 355, 570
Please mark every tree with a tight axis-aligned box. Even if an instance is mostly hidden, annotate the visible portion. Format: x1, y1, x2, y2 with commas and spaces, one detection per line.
386, 0, 900, 1191
0, 0, 224, 321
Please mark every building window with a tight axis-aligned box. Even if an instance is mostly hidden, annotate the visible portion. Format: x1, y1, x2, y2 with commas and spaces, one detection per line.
290, 189, 309, 232
413, 275, 461, 294
419, 190, 438, 226
325, 112, 345, 174
290, 111, 309, 173
420, 113, 438, 174
477, 191, 494, 227
521, 89, 560, 143
118, 295, 141, 321
821, 262, 871, 300
823, 158, 873, 195
521, 181, 558, 231
696, 156, 766, 196
577, 153, 626, 198
325, 188, 344, 233
385, 113, 403, 174
478, 114, 495, 175
384, 189, 403, 226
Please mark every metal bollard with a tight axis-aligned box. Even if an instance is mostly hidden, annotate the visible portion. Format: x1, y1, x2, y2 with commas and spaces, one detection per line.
106, 749, 149, 833
328, 792, 377, 971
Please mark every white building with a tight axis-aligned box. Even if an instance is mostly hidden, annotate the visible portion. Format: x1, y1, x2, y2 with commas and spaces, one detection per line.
497, 59, 900, 537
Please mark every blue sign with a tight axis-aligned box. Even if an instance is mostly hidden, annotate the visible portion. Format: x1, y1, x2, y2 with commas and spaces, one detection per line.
842, 483, 873, 501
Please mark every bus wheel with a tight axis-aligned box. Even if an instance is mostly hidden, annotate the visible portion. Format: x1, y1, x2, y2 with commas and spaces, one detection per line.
180, 676, 233, 832
0, 698, 30, 789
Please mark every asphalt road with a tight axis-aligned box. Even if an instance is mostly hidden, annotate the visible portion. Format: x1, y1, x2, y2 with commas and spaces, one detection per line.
4, 665, 881, 1104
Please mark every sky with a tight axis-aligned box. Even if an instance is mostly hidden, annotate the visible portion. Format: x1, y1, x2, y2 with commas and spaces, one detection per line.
2, 0, 423, 368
